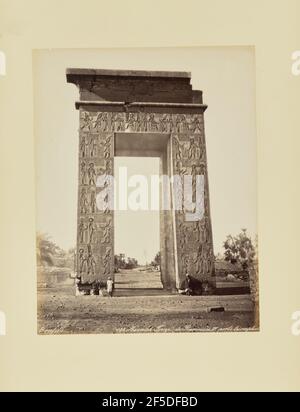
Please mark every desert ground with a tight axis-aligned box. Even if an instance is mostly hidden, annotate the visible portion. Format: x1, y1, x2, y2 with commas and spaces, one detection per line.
37, 268, 258, 334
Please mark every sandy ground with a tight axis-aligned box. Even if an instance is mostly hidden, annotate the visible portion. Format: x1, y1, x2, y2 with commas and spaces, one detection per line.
37, 271, 258, 334
114, 268, 163, 289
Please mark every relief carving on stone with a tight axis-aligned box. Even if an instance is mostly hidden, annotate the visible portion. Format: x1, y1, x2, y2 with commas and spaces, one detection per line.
79, 188, 89, 214
77, 110, 213, 283
78, 216, 98, 245
79, 135, 89, 158
102, 247, 112, 276
80, 110, 204, 134
90, 189, 97, 214
172, 130, 214, 281
80, 161, 88, 185
79, 244, 97, 277
100, 134, 113, 159
78, 120, 114, 280
100, 217, 112, 244
80, 134, 99, 159
79, 219, 88, 244
87, 217, 97, 244
89, 135, 98, 157
87, 162, 97, 185
173, 134, 203, 161
80, 111, 93, 131
86, 245, 97, 276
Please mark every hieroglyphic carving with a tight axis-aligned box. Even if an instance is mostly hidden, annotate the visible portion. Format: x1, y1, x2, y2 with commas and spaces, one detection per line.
78, 244, 97, 277
87, 162, 97, 185
77, 109, 213, 285
80, 133, 99, 159
89, 135, 98, 157
86, 245, 97, 276
105, 159, 113, 175
102, 247, 112, 276
101, 135, 112, 159
80, 111, 93, 131
112, 113, 125, 131
100, 217, 112, 244
78, 112, 114, 282
173, 134, 203, 161
173, 135, 184, 160
93, 113, 104, 131
80, 135, 89, 158
80, 161, 88, 185
87, 217, 96, 243
172, 127, 214, 282
189, 115, 202, 133
182, 254, 190, 274
79, 217, 97, 244
78, 247, 87, 274
187, 136, 200, 160
79, 188, 89, 214
89, 189, 97, 214
80, 110, 204, 134
177, 215, 214, 280
176, 160, 188, 177
79, 220, 88, 243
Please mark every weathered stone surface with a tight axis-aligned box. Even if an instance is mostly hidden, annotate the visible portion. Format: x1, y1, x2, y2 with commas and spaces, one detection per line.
67, 69, 215, 291
67, 68, 202, 104
77, 129, 114, 284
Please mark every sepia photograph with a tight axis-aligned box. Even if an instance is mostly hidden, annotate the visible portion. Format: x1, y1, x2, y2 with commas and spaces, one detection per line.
35, 47, 258, 334
1, 0, 300, 395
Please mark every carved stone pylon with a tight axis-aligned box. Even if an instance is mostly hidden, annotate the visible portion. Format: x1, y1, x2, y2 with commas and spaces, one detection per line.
67, 69, 215, 291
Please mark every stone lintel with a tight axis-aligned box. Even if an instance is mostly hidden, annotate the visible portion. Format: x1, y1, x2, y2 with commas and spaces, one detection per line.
75, 100, 207, 113
66, 68, 191, 80
67, 68, 203, 104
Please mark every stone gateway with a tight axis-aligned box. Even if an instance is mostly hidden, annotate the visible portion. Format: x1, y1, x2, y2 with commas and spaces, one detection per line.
67, 68, 215, 293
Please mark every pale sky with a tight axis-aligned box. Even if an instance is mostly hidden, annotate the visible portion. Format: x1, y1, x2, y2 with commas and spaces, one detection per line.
114, 157, 160, 264
34, 47, 257, 264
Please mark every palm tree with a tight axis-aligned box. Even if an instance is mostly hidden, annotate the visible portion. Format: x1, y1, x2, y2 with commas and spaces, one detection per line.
36, 233, 60, 266
223, 229, 255, 269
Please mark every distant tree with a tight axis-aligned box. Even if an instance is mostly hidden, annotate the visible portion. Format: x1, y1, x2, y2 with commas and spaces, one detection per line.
151, 251, 161, 268
114, 253, 126, 271
125, 257, 138, 269
114, 254, 138, 271
223, 229, 255, 270
36, 233, 61, 266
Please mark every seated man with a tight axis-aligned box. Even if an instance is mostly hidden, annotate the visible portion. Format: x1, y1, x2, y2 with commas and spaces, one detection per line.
178, 273, 203, 296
